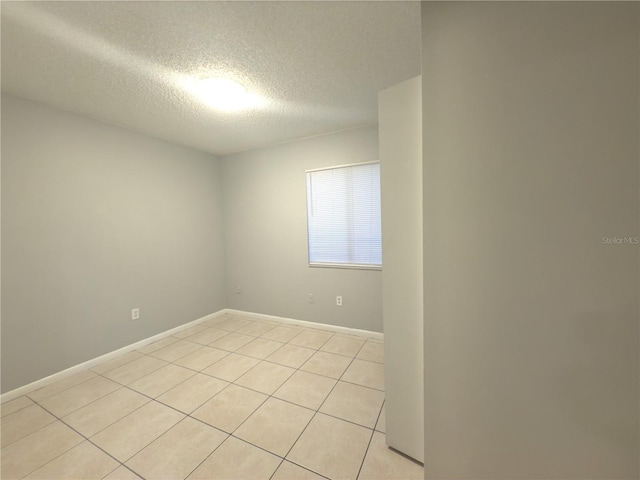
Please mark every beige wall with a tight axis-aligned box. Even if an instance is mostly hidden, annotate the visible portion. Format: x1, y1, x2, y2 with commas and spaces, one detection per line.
422, 2, 639, 478
379, 76, 424, 462
1, 94, 226, 393
222, 126, 382, 332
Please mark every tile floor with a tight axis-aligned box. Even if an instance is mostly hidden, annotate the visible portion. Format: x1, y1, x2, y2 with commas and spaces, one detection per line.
1, 314, 423, 480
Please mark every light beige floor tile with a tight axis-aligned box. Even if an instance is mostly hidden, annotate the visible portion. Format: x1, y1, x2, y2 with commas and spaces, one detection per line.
0, 421, 83, 479
39, 376, 121, 417
201, 316, 228, 327
356, 341, 384, 364
358, 431, 424, 480
236, 338, 284, 359
300, 351, 352, 379
272, 461, 327, 480
202, 353, 259, 382
184, 327, 229, 345
236, 321, 276, 337
320, 336, 365, 357
174, 346, 229, 371
235, 397, 314, 457
273, 371, 336, 410
28, 370, 97, 402
235, 362, 295, 395
103, 355, 168, 385
148, 339, 202, 362
192, 384, 267, 433
138, 336, 180, 354
1, 404, 56, 447
320, 382, 384, 429
172, 324, 208, 339
214, 317, 253, 332
287, 413, 372, 480
266, 344, 315, 368
335, 333, 368, 341
24, 440, 119, 480
210, 332, 255, 351
342, 359, 385, 391
103, 466, 142, 480
128, 364, 195, 398
63, 387, 149, 437
1, 317, 388, 480
1, 396, 34, 418
262, 325, 303, 342
375, 404, 386, 433
289, 330, 333, 349
157, 373, 228, 414
228, 314, 255, 322
91, 351, 145, 374
126, 417, 228, 480
92, 401, 184, 462
188, 436, 280, 480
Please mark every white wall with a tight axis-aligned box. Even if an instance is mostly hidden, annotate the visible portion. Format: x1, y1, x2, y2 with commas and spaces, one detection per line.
222, 126, 382, 332
1, 94, 226, 393
422, 2, 639, 478
379, 76, 423, 462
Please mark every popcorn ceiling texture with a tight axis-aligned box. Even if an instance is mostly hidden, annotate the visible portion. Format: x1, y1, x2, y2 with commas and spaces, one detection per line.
1, 1, 421, 156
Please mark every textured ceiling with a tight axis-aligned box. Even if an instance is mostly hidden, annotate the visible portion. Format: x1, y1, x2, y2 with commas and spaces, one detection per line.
1, 1, 421, 156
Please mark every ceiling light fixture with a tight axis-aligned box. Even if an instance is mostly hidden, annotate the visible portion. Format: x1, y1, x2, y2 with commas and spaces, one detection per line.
192, 77, 263, 112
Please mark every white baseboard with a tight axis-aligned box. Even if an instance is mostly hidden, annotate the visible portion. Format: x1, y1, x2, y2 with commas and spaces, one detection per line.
225, 309, 384, 341
1, 308, 383, 404
0, 309, 228, 404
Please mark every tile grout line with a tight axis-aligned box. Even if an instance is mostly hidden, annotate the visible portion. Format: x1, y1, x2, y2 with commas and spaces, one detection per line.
96, 324, 380, 430
14, 325, 381, 438
38, 366, 196, 479
10, 313, 371, 401
197, 326, 338, 460
24, 400, 142, 480
190, 323, 376, 478
355, 398, 387, 480
181, 316, 331, 477
355, 428, 376, 480
89, 375, 229, 480
26, 367, 202, 478
0, 316, 240, 477
169, 327, 383, 394
177, 319, 319, 479
25, 373, 100, 405
318, 339, 379, 480
270, 338, 370, 480
374, 399, 385, 434
5, 314, 385, 480
0, 399, 36, 419
263, 331, 342, 479
100, 316, 381, 383
88, 323, 346, 477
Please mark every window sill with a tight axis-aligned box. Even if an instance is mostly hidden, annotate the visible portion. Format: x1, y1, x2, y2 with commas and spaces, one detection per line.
308, 263, 382, 271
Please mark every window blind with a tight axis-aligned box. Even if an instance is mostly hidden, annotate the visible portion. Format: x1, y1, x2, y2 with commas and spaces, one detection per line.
306, 162, 382, 268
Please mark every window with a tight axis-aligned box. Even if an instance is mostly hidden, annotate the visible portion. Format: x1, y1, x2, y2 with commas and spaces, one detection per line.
306, 161, 382, 269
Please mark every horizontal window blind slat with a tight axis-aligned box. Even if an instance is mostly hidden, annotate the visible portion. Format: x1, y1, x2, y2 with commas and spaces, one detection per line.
306, 162, 381, 267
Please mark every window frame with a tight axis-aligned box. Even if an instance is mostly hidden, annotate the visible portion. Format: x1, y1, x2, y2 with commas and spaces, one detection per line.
305, 160, 382, 271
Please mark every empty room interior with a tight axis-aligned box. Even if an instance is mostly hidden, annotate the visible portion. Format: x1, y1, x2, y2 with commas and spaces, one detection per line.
1, 2, 638, 480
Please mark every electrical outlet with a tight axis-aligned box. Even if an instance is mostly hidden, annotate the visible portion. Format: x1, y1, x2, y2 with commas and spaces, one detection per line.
131, 308, 140, 321
336, 296, 343, 307
308, 293, 315, 304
